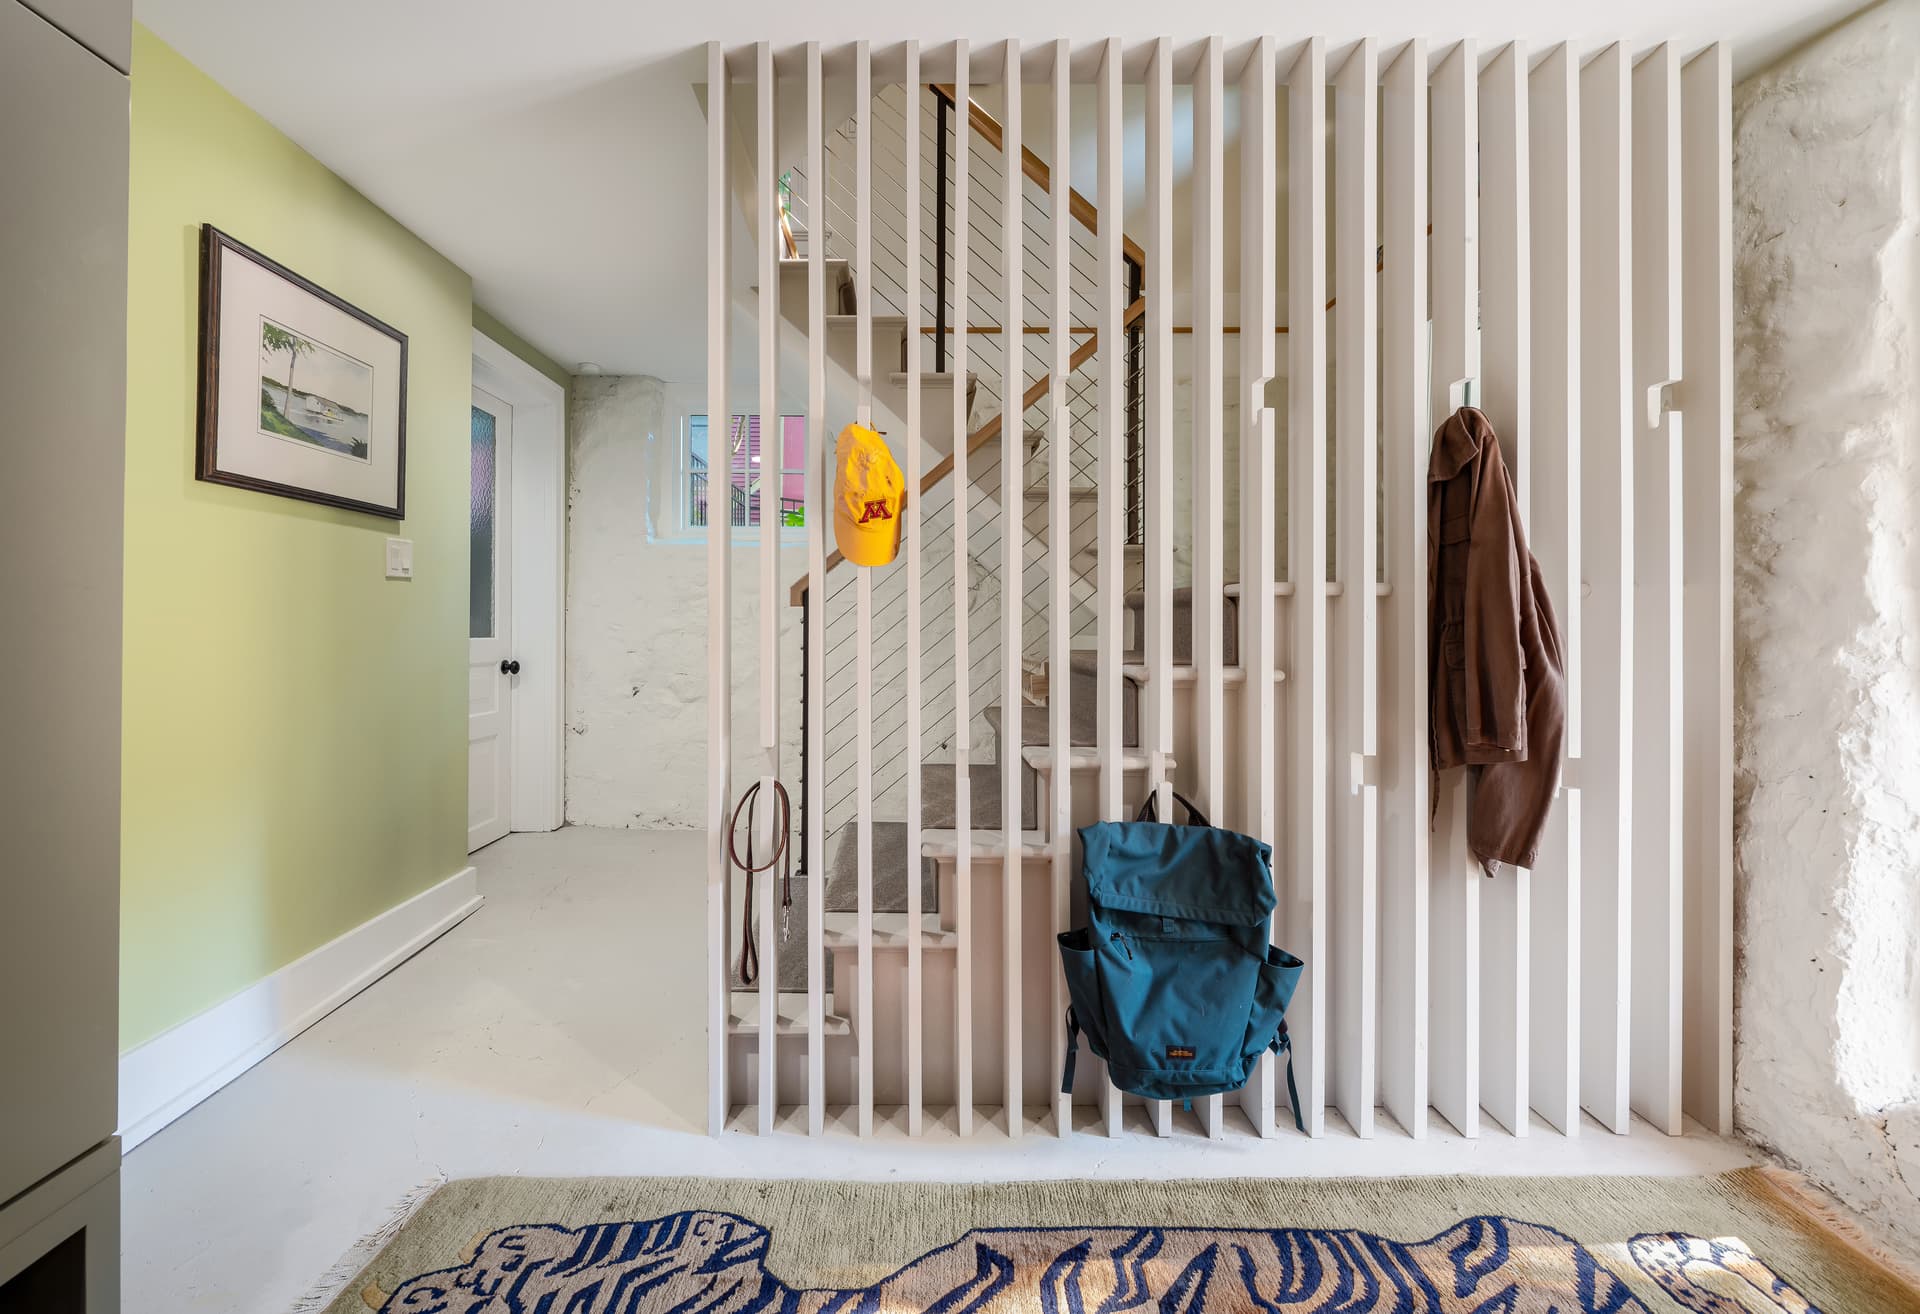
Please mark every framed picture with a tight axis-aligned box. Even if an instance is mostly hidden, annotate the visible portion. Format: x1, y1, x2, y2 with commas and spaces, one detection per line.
196, 224, 408, 518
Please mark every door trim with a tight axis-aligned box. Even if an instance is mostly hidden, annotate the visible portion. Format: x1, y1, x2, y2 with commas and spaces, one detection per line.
473, 328, 566, 833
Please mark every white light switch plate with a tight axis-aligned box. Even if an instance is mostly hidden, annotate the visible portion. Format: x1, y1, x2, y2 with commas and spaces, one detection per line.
385, 536, 413, 579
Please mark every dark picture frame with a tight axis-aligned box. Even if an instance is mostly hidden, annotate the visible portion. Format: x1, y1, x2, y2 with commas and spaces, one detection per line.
196, 224, 409, 518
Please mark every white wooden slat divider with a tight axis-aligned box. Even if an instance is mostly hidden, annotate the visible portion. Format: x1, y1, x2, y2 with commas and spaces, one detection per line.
1331, 36, 1379, 1141
1048, 35, 1073, 1140
1236, 33, 1279, 1139
902, 37, 925, 1139
1286, 36, 1328, 1139
1526, 42, 1582, 1137
1143, 35, 1175, 1139
1428, 38, 1482, 1140
1680, 42, 1735, 1136
950, 41, 976, 1138
1578, 42, 1634, 1134
804, 40, 828, 1140
1477, 40, 1531, 1139
1000, 37, 1025, 1139
1193, 33, 1228, 1141
853, 39, 876, 1140
1378, 38, 1429, 1141
705, 39, 732, 1139
754, 40, 779, 1138
1630, 41, 1684, 1137
1095, 34, 1125, 1137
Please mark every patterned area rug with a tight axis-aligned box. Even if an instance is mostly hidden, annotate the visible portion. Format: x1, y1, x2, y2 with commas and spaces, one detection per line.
313, 1169, 1919, 1314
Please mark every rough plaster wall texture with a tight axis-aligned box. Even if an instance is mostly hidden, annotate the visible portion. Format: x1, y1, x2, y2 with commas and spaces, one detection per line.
566, 375, 805, 828
1733, 0, 1920, 1257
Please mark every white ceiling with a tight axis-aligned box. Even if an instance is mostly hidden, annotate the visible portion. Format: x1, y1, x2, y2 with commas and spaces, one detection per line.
137, 0, 1859, 383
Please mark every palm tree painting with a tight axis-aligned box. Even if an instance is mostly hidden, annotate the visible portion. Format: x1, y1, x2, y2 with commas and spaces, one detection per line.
257, 316, 376, 460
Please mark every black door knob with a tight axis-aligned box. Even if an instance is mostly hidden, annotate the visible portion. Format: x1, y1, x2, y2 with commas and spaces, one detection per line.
500, 659, 521, 675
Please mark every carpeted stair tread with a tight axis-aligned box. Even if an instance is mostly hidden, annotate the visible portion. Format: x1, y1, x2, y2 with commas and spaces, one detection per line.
1121, 586, 1241, 665
921, 760, 1036, 829
824, 821, 938, 916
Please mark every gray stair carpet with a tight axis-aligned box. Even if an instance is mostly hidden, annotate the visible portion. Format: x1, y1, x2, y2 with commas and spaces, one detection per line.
987, 664, 1139, 750
825, 820, 939, 917
921, 760, 1036, 830
1122, 585, 1241, 666
730, 872, 819, 993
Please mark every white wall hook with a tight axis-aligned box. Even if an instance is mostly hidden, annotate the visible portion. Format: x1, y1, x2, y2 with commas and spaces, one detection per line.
1349, 750, 1380, 796
1646, 378, 1681, 428
1448, 377, 1478, 412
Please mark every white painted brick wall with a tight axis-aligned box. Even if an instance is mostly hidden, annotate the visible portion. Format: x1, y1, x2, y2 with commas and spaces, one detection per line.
1734, 0, 1920, 1259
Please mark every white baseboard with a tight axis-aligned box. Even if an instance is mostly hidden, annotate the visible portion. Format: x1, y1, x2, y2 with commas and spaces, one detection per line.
118, 866, 482, 1150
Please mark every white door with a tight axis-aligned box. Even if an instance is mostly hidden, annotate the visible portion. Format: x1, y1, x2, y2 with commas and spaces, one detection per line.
469, 385, 514, 851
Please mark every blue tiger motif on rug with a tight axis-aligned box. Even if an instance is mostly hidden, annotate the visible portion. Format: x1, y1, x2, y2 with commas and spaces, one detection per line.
372, 1209, 1823, 1314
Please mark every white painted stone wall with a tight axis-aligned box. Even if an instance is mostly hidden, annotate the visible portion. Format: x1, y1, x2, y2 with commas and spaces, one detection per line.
1734, 0, 1920, 1258
566, 374, 805, 828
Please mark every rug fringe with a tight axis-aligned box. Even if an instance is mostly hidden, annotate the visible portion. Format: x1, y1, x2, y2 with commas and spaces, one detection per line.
1748, 1165, 1920, 1296
287, 1175, 446, 1314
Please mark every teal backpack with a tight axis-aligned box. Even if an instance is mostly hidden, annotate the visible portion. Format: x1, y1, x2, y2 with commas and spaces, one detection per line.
1058, 792, 1306, 1127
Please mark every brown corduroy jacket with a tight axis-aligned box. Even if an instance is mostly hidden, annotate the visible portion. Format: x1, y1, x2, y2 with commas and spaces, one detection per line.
1427, 407, 1565, 872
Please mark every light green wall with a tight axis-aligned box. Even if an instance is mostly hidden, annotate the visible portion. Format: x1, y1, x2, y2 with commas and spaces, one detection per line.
474, 305, 571, 393
121, 27, 475, 1049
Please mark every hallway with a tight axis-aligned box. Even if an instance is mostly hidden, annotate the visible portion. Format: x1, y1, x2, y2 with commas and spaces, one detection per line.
122, 827, 1756, 1313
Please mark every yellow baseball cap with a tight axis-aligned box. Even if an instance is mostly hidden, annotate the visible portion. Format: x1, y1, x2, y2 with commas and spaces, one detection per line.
833, 423, 906, 567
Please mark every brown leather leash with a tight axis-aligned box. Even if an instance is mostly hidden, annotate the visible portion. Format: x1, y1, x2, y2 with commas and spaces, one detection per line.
728, 779, 792, 986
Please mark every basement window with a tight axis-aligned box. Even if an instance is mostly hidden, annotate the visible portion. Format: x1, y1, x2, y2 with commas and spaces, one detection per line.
687, 413, 806, 532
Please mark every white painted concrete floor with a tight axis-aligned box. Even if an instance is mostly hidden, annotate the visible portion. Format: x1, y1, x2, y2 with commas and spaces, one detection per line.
123, 826, 1758, 1314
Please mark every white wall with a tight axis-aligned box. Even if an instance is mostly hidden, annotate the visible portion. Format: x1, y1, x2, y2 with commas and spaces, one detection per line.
566, 374, 805, 827
1733, 0, 1920, 1259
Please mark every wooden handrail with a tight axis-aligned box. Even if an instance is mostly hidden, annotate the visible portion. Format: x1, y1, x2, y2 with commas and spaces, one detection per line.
929, 84, 1148, 271
790, 295, 1146, 606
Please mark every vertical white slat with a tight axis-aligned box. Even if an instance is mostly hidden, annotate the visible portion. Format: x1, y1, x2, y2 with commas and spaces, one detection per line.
1331, 36, 1378, 1141
1237, 34, 1279, 1139
705, 40, 732, 1139
1428, 38, 1481, 1140
753, 39, 780, 1139
1477, 40, 1531, 1138
805, 41, 828, 1141
951, 41, 976, 1139
1095, 36, 1126, 1141
999, 37, 1025, 1140
1286, 36, 1328, 1140
1142, 35, 1175, 1139
1048, 36, 1074, 1140
1630, 41, 1683, 1137
1378, 38, 1429, 1141
1578, 41, 1634, 1135
1680, 42, 1734, 1137
1526, 41, 1582, 1137
1192, 34, 1228, 1141
853, 39, 876, 1140
902, 38, 926, 1139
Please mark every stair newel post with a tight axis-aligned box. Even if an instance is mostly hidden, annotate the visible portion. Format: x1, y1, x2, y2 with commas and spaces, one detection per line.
949, 39, 974, 1139
1190, 34, 1228, 1141
704, 40, 734, 1138
1093, 34, 1126, 1140
998, 35, 1025, 1140
753, 40, 782, 1139
1141, 34, 1176, 1139
1237, 34, 1279, 1139
902, 37, 926, 1138
1332, 36, 1382, 1142
852, 38, 876, 1140
1047, 36, 1075, 1140
804, 40, 828, 1139
1286, 37, 1330, 1140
